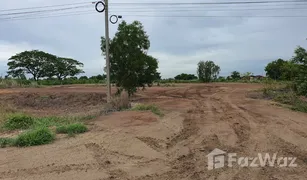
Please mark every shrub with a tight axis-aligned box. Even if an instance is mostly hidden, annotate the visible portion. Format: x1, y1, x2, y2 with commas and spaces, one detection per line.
15, 127, 55, 147
109, 91, 131, 110
0, 138, 15, 148
56, 123, 88, 136
3, 114, 35, 130
132, 104, 163, 117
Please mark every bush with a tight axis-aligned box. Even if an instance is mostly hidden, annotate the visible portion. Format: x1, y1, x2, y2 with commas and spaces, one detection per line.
109, 91, 131, 110
3, 114, 35, 130
260, 81, 307, 113
56, 123, 88, 136
15, 127, 55, 147
0, 138, 15, 148
132, 104, 163, 117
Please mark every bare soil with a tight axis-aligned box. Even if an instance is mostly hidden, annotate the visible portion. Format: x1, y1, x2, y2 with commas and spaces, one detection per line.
1, 83, 307, 180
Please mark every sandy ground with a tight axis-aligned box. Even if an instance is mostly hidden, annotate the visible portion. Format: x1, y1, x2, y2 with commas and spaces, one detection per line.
1, 83, 307, 180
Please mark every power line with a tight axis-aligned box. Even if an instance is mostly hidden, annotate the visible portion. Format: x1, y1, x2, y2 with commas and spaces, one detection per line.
107, 0, 307, 5
2, 12, 307, 23
0, 11, 95, 21
0, 0, 307, 18
1, 4, 307, 18
0, 1, 96, 12
1, 0, 307, 12
0, 5, 91, 16
109, 7, 307, 12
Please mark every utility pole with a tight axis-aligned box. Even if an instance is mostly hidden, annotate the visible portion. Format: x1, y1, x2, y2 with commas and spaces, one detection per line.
104, 0, 111, 103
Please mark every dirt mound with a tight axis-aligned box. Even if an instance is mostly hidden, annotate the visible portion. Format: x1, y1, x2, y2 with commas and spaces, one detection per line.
0, 92, 107, 115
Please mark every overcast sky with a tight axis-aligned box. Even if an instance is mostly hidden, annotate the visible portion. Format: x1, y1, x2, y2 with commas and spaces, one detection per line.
1, 0, 307, 78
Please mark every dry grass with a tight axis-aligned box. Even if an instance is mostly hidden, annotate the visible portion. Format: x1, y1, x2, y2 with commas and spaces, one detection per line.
109, 91, 131, 111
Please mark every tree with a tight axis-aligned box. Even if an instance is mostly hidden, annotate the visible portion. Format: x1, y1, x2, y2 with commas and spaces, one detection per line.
100, 20, 160, 95
292, 46, 307, 95
79, 76, 88, 80
90, 74, 106, 80
51, 57, 84, 80
230, 71, 241, 80
197, 60, 220, 83
241, 72, 253, 77
280, 60, 299, 81
174, 73, 198, 80
265, 59, 287, 80
7, 50, 57, 81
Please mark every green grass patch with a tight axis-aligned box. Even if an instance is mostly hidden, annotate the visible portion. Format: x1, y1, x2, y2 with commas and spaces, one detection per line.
14, 127, 55, 147
56, 123, 88, 136
132, 104, 164, 117
0, 137, 15, 148
2, 114, 35, 130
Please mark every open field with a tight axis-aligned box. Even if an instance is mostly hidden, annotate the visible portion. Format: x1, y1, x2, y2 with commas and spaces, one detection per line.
1, 83, 307, 179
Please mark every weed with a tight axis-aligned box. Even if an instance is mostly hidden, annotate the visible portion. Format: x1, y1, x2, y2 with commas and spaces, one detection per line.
132, 104, 164, 117
56, 123, 88, 135
260, 81, 307, 113
33, 116, 72, 128
0, 137, 15, 148
3, 114, 35, 130
14, 127, 55, 147
109, 91, 131, 111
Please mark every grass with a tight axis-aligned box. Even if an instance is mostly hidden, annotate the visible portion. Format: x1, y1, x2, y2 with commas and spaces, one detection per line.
56, 123, 88, 136
2, 114, 35, 130
109, 91, 131, 111
14, 127, 55, 147
0, 137, 15, 148
0, 112, 92, 147
260, 81, 307, 113
0, 79, 40, 89
132, 104, 164, 117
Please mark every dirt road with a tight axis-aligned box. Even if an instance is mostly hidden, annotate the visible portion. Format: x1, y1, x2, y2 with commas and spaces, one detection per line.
1, 83, 307, 179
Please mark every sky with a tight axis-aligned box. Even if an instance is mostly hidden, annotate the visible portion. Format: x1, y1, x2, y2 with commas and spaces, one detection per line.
1, 0, 307, 78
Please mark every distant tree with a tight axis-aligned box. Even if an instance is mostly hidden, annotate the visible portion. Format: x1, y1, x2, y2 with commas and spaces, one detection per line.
79, 76, 88, 80
241, 72, 253, 77
217, 76, 226, 82
174, 73, 198, 80
51, 57, 84, 80
101, 20, 160, 95
230, 71, 241, 80
7, 50, 57, 81
89, 74, 107, 80
97, 74, 106, 80
197, 60, 220, 83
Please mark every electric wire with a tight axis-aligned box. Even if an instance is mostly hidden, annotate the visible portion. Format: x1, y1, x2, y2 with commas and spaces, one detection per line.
1, 0, 307, 12
1, 0, 307, 22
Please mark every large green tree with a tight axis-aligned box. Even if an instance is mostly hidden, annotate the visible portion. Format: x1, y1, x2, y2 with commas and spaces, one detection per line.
265, 58, 287, 80
7, 50, 57, 81
7, 50, 84, 81
100, 21, 160, 95
197, 60, 220, 83
51, 57, 84, 80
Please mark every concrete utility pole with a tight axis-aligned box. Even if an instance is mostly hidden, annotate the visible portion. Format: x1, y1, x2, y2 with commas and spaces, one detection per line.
104, 0, 111, 103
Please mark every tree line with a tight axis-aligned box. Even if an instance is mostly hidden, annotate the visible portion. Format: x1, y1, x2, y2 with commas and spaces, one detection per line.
264, 46, 307, 96
4, 19, 306, 97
